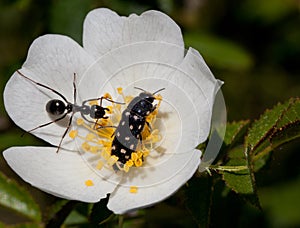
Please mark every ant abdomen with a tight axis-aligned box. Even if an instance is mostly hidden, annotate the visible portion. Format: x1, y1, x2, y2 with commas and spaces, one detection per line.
46, 99, 68, 116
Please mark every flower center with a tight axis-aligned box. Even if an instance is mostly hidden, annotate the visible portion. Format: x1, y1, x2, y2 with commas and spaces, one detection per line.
69, 87, 163, 173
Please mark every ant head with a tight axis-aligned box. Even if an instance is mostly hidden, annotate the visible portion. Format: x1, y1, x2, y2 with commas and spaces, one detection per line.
90, 104, 107, 119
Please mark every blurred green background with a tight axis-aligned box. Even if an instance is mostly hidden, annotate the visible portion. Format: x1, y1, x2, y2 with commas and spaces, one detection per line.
0, 0, 299, 227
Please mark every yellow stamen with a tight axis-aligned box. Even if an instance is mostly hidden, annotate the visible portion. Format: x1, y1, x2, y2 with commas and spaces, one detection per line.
154, 94, 163, 101
125, 96, 132, 104
85, 179, 94, 187
141, 149, 149, 158
77, 118, 84, 125
94, 124, 115, 139
82, 142, 91, 152
98, 140, 111, 148
125, 160, 134, 167
90, 146, 98, 153
86, 133, 96, 141
137, 151, 143, 158
101, 150, 111, 160
135, 158, 143, 167
98, 118, 109, 126
131, 152, 138, 161
69, 130, 78, 139
129, 186, 138, 193
107, 155, 119, 166
96, 161, 104, 170
104, 93, 112, 99
123, 164, 130, 173
117, 87, 123, 94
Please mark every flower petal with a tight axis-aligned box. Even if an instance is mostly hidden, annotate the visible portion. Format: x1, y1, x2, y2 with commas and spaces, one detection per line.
3, 146, 120, 202
82, 46, 221, 147
162, 47, 223, 143
82, 9, 185, 94
4, 35, 103, 149
21, 34, 96, 98
83, 8, 184, 58
107, 149, 201, 214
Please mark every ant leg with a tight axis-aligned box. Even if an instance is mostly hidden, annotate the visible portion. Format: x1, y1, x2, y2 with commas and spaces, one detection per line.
80, 112, 95, 125
78, 112, 111, 129
25, 113, 68, 135
99, 96, 104, 107
145, 121, 152, 132
93, 119, 99, 129
56, 114, 74, 153
73, 73, 77, 104
96, 125, 117, 130
110, 129, 118, 138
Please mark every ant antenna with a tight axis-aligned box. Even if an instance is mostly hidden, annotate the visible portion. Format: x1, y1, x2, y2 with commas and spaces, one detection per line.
17, 70, 68, 103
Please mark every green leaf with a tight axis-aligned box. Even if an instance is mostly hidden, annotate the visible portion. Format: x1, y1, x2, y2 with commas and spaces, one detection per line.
240, 0, 296, 24
246, 98, 300, 165
64, 209, 89, 225
64, 202, 91, 225
222, 146, 260, 208
271, 121, 300, 148
246, 102, 287, 153
90, 197, 113, 226
276, 98, 300, 127
223, 120, 250, 146
222, 149, 253, 194
45, 201, 78, 227
44, 199, 69, 222
0, 172, 41, 221
185, 175, 213, 227
6, 223, 43, 228
184, 32, 253, 71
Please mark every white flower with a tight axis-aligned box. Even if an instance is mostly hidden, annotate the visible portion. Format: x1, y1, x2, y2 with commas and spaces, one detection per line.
3, 8, 222, 214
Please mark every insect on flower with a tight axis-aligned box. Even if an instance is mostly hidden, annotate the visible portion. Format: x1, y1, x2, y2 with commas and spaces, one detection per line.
3, 8, 225, 214
111, 87, 165, 171
17, 70, 122, 152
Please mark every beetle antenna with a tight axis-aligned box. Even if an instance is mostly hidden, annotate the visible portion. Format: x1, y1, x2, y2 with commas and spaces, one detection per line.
153, 88, 165, 95
134, 87, 165, 95
133, 86, 147, 92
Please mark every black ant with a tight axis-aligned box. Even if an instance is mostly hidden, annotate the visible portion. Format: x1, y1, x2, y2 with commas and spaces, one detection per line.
17, 70, 122, 152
